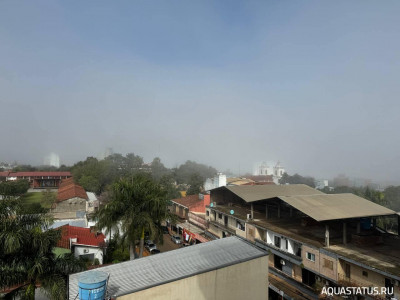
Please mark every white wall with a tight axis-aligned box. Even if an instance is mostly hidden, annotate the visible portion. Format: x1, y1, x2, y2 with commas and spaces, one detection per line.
74, 245, 104, 265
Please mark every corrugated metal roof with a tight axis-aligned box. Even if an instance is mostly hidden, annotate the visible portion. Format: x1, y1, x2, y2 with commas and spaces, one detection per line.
68, 236, 267, 299
218, 184, 323, 202
49, 219, 87, 229
279, 194, 396, 221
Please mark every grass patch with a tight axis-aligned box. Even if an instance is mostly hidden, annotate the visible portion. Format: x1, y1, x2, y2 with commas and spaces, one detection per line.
53, 247, 71, 257
20, 191, 56, 209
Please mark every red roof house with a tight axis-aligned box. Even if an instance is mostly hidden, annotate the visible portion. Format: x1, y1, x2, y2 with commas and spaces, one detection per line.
57, 225, 106, 249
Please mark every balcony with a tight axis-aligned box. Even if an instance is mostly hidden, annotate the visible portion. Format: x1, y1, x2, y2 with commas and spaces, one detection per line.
254, 238, 303, 265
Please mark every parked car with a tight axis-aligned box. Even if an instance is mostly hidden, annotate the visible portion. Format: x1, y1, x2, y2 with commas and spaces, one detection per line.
150, 249, 161, 255
145, 243, 157, 252
144, 239, 153, 247
171, 235, 181, 244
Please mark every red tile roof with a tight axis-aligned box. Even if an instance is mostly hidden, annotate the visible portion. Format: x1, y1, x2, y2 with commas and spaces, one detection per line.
171, 194, 202, 208
7, 171, 72, 177
57, 178, 88, 202
0, 172, 9, 177
57, 225, 106, 249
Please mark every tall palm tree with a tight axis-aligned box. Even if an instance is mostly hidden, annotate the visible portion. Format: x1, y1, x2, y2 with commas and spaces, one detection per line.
96, 174, 175, 259
0, 198, 86, 299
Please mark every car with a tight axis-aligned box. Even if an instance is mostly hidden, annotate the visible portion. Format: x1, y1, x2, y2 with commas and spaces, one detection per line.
145, 243, 157, 252
150, 249, 161, 255
144, 239, 154, 247
171, 235, 181, 244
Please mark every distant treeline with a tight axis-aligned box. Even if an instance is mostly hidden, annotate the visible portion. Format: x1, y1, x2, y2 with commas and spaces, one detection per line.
5, 154, 218, 197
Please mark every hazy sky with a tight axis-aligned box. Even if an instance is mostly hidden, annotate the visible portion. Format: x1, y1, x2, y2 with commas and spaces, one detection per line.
1, 1, 400, 182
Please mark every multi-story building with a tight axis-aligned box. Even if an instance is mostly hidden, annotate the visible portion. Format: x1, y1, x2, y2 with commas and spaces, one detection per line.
205, 184, 400, 299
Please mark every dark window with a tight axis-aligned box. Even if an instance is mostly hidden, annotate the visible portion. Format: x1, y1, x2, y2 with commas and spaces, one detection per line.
218, 213, 222, 219
274, 236, 281, 248
362, 271, 368, 278
306, 252, 315, 262
285, 239, 288, 250
206, 211, 209, 216
236, 221, 245, 231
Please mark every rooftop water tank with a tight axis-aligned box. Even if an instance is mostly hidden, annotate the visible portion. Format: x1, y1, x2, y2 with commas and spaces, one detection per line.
78, 271, 109, 300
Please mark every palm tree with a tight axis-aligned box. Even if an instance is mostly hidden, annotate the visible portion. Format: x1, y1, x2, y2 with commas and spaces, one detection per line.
96, 174, 175, 259
0, 198, 86, 299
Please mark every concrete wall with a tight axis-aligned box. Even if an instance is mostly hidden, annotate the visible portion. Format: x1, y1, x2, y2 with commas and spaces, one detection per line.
318, 252, 337, 281
74, 245, 104, 265
52, 197, 86, 213
302, 245, 320, 272
118, 256, 269, 300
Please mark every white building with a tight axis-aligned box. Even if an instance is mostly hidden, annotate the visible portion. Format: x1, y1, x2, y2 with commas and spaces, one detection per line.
253, 161, 285, 184
44, 152, 60, 168
204, 173, 227, 191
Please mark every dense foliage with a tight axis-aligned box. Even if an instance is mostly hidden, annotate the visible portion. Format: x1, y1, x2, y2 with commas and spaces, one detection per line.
0, 199, 86, 299
279, 173, 315, 188
0, 179, 30, 198
95, 174, 176, 259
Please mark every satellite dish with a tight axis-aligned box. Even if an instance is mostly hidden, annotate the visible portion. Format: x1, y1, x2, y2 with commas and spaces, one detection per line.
230, 210, 234, 215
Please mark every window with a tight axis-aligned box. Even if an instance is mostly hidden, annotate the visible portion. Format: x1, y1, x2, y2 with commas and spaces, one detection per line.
218, 213, 222, 219
323, 258, 333, 270
285, 239, 288, 250
362, 271, 368, 278
274, 236, 281, 248
206, 211, 209, 216
236, 221, 245, 231
306, 252, 315, 262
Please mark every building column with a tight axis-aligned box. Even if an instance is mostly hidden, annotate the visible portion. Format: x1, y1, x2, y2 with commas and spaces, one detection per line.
343, 222, 347, 245
357, 221, 361, 234
251, 203, 254, 219
325, 224, 330, 247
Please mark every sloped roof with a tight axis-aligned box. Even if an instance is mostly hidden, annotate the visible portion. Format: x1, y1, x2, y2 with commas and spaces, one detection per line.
68, 236, 268, 299
279, 194, 396, 221
7, 171, 72, 177
57, 225, 105, 249
59, 177, 75, 188
57, 179, 88, 202
216, 184, 323, 202
171, 194, 202, 208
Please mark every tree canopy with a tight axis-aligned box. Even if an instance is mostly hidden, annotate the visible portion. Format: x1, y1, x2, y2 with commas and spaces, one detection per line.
95, 174, 175, 259
0, 198, 86, 299
279, 173, 315, 188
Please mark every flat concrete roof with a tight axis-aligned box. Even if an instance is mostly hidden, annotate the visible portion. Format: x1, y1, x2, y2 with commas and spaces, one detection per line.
279, 194, 396, 221
68, 236, 268, 299
216, 184, 323, 203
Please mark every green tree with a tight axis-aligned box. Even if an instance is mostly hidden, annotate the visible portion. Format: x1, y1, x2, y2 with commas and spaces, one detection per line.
41, 189, 57, 208
0, 198, 86, 299
95, 174, 175, 259
279, 173, 315, 188
0, 179, 30, 199
186, 173, 204, 195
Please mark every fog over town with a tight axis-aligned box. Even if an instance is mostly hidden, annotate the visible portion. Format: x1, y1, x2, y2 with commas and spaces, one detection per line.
1, 1, 400, 183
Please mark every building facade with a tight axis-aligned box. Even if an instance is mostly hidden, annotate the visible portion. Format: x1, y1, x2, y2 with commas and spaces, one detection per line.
205, 185, 400, 299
